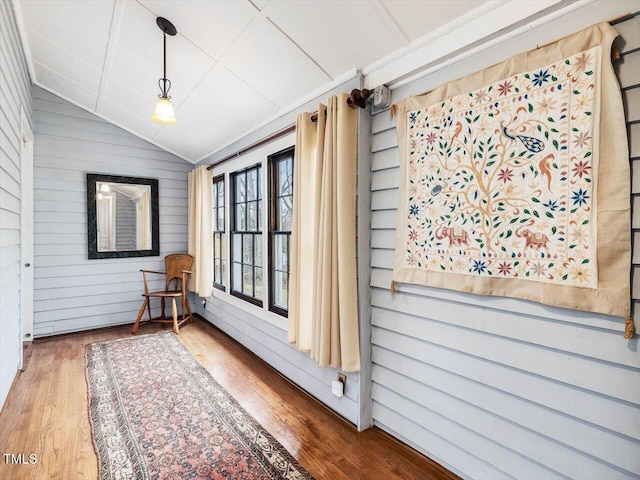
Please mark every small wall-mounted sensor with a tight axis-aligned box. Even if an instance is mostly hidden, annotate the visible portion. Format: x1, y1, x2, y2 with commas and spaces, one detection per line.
373, 85, 391, 108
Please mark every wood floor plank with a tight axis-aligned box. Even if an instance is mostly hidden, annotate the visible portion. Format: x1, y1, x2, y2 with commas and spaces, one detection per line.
0, 318, 457, 480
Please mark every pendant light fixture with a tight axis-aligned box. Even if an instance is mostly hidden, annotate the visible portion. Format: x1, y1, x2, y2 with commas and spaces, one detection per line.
152, 17, 178, 125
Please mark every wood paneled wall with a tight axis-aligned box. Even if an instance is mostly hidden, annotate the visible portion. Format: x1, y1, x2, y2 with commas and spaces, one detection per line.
32, 86, 191, 336
369, 12, 640, 479
0, 0, 32, 410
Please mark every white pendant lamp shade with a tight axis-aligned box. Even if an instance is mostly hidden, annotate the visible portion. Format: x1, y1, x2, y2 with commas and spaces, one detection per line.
152, 97, 177, 125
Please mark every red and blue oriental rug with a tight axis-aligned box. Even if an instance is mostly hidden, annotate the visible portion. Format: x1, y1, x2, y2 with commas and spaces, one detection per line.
85, 331, 314, 480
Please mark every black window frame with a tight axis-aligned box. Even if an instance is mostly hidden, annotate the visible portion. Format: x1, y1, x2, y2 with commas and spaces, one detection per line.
230, 164, 263, 307
268, 147, 294, 317
212, 174, 226, 291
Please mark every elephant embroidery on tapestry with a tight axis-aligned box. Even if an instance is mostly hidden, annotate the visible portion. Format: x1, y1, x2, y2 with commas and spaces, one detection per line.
399, 46, 600, 289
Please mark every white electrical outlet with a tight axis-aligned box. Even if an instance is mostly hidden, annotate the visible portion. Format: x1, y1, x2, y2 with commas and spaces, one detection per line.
331, 380, 344, 397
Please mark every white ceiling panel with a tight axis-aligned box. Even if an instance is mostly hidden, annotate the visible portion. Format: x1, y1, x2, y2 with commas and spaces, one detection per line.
99, 99, 162, 140
222, 18, 331, 108
26, 31, 103, 95
152, 127, 207, 161
16, 0, 567, 163
107, 0, 215, 108
381, 0, 491, 41
170, 66, 278, 152
19, 0, 113, 70
33, 62, 98, 109
100, 77, 162, 124
268, 0, 404, 78
139, 0, 259, 60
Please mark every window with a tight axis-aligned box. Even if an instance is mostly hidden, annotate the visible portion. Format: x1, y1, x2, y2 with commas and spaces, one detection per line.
231, 165, 263, 305
269, 148, 294, 316
212, 175, 225, 290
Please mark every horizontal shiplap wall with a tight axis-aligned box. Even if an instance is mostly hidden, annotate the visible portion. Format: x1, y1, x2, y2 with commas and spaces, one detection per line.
32, 86, 191, 336
370, 11, 640, 480
201, 295, 360, 423
0, 0, 31, 411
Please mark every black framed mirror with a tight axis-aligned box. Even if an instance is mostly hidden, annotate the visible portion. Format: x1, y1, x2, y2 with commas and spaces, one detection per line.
87, 174, 159, 259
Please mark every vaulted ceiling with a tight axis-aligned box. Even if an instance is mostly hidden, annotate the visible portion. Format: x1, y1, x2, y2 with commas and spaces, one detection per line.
15, 0, 574, 163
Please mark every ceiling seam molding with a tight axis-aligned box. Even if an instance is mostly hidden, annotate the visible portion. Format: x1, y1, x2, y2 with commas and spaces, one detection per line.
11, 0, 36, 83
364, 0, 570, 89
266, 18, 333, 82
372, 0, 640, 91
136, 0, 216, 62
362, 0, 509, 86
23, 28, 105, 85
211, 1, 285, 110
14, 6, 140, 141
31, 59, 100, 98
384, 0, 591, 90
32, 80, 192, 163
367, 0, 411, 46
194, 68, 360, 164
95, 0, 126, 113
218, 0, 275, 63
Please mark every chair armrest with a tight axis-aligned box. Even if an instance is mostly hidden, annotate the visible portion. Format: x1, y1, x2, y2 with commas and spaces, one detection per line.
140, 269, 165, 295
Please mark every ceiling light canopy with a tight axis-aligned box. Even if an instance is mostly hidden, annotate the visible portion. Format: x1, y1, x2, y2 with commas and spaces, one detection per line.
152, 17, 177, 125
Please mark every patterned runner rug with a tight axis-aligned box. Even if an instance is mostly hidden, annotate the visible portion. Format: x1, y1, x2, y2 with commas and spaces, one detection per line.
86, 331, 314, 480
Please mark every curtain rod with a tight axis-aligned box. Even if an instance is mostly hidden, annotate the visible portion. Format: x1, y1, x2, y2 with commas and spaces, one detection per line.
207, 123, 296, 170
206, 89, 371, 171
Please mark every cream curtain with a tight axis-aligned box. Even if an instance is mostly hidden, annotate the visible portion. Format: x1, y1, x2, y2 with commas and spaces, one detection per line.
188, 165, 213, 298
288, 93, 360, 372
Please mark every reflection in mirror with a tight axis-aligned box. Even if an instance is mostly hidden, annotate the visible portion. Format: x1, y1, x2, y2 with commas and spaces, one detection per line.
96, 182, 151, 252
87, 174, 159, 259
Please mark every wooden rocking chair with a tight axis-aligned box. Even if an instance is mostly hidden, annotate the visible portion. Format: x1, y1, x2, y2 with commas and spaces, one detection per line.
132, 253, 194, 335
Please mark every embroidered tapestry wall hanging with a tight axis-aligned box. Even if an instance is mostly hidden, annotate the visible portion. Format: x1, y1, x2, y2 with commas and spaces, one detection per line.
391, 23, 631, 323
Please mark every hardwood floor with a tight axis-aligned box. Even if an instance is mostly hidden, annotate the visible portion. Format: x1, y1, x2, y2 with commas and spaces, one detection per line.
0, 318, 458, 480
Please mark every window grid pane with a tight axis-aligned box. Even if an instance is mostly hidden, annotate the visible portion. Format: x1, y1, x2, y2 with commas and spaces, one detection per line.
269, 148, 294, 316
212, 176, 226, 290
231, 165, 263, 304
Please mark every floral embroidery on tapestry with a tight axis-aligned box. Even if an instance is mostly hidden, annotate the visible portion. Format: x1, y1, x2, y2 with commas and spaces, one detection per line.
403, 47, 600, 288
